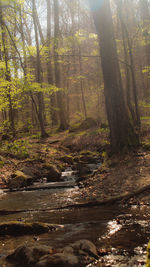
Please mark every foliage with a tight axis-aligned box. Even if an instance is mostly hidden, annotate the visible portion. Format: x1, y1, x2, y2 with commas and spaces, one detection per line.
0, 139, 29, 159
146, 241, 150, 267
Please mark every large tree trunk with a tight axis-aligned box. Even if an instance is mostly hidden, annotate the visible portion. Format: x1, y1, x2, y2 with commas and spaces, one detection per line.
89, 0, 139, 152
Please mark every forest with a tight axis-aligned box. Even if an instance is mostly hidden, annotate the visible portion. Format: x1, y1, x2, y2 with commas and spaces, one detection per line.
0, 0, 150, 266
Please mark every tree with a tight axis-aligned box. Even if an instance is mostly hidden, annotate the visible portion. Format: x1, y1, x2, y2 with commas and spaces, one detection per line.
53, 0, 68, 130
89, 0, 139, 152
46, 0, 58, 126
117, 0, 140, 129
0, 4, 16, 136
32, 0, 48, 137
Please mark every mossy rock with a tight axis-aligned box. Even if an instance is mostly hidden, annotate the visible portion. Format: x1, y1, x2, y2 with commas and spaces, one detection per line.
7, 171, 34, 189
6, 245, 52, 266
7, 239, 98, 267
59, 155, 73, 164
0, 221, 57, 236
76, 162, 91, 176
79, 155, 97, 163
42, 164, 61, 182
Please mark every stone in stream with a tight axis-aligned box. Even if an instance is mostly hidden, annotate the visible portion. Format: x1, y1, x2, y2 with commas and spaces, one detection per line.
0, 221, 59, 236
6, 240, 99, 267
76, 162, 91, 176
7, 170, 34, 189
42, 164, 61, 182
6, 245, 52, 266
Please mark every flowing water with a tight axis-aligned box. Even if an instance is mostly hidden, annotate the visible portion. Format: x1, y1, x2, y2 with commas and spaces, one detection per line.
0, 168, 149, 266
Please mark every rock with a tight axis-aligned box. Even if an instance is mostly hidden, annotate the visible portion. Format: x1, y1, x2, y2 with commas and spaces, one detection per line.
72, 240, 98, 259
20, 167, 35, 178
76, 163, 91, 176
6, 240, 98, 267
43, 164, 61, 182
7, 170, 34, 189
0, 221, 56, 236
59, 155, 73, 164
7, 245, 51, 267
36, 253, 80, 267
79, 155, 97, 163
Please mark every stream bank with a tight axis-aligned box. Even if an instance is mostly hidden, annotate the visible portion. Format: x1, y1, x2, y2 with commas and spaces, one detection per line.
0, 129, 150, 266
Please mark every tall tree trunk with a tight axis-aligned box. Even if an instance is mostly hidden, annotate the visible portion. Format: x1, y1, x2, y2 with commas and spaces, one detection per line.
78, 0, 87, 119
46, 0, 58, 126
89, 0, 139, 152
117, 2, 137, 126
79, 46, 87, 119
32, 0, 48, 138
53, 0, 68, 130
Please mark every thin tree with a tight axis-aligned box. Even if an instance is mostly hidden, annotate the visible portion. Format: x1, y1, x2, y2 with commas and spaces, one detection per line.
32, 0, 48, 137
46, 0, 58, 126
117, 0, 140, 129
53, 0, 68, 130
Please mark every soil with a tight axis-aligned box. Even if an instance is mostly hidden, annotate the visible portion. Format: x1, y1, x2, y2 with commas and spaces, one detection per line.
80, 149, 150, 205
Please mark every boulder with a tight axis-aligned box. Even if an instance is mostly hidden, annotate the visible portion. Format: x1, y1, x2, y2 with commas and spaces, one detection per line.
7, 245, 51, 267
59, 155, 73, 164
36, 253, 80, 267
20, 167, 35, 178
79, 155, 97, 163
7, 170, 34, 189
71, 240, 98, 259
0, 221, 57, 236
76, 162, 91, 176
6, 240, 98, 267
42, 164, 61, 182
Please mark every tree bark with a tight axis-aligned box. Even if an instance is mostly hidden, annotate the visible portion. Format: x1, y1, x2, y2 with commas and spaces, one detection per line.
117, 1, 138, 127
89, 0, 139, 152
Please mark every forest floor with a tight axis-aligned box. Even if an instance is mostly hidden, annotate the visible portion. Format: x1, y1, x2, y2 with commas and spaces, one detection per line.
0, 125, 150, 206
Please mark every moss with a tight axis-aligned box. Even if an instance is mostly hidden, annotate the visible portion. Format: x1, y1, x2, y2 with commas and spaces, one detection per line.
13, 171, 29, 180
80, 150, 99, 157
59, 155, 74, 164
0, 221, 57, 236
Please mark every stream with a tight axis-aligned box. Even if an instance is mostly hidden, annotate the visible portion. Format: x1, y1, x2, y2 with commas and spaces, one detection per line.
0, 167, 149, 266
